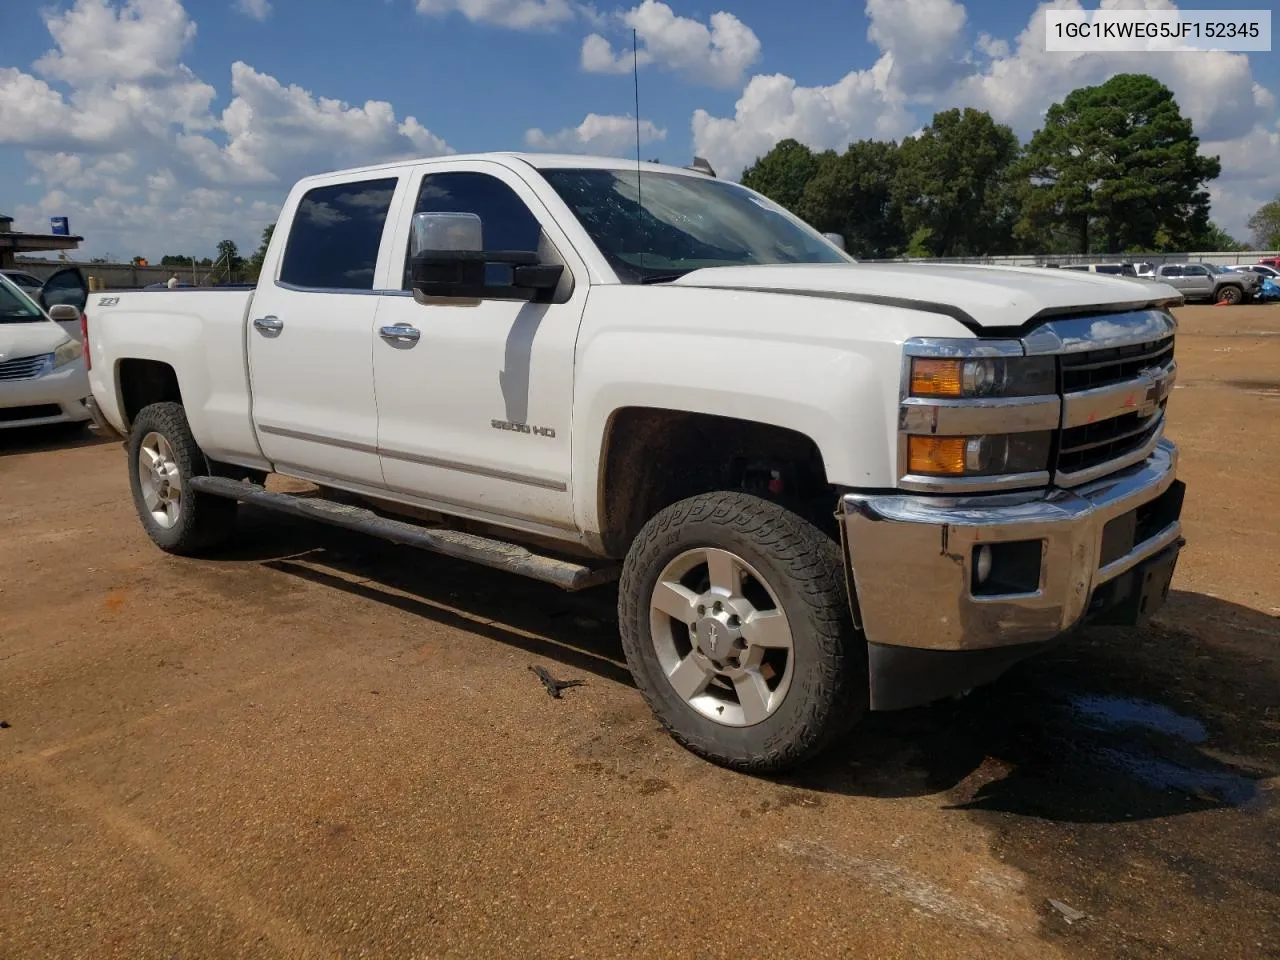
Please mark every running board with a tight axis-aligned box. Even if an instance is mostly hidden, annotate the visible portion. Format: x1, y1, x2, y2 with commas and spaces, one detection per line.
188, 476, 619, 592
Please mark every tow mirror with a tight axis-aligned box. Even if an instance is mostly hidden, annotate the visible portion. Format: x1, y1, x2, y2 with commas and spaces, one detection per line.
409, 211, 563, 304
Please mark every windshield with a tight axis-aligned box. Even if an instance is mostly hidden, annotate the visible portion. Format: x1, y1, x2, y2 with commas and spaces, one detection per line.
541, 168, 849, 283
0, 275, 46, 323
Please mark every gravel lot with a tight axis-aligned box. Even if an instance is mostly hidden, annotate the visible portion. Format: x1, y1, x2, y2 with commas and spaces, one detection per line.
2, 304, 1278, 960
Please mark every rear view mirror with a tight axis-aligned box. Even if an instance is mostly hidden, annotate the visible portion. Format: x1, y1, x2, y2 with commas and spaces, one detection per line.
409, 210, 563, 304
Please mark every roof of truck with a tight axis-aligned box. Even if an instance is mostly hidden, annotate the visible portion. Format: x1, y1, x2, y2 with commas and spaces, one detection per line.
295, 152, 714, 184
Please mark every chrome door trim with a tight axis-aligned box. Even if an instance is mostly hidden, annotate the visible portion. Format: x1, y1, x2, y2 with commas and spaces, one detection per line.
256, 422, 379, 455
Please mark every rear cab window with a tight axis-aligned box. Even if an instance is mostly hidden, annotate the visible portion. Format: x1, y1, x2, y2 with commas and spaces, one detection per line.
279, 178, 399, 291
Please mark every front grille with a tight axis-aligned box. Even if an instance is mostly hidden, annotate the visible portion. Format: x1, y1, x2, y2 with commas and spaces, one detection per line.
1060, 337, 1174, 392
0, 404, 62, 423
0, 354, 51, 382
1053, 332, 1175, 483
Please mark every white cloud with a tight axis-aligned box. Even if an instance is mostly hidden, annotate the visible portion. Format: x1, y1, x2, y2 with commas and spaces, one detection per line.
178, 62, 451, 185
583, 1, 761, 88
865, 0, 969, 95
692, 68, 914, 180
942, 0, 1265, 143
233, 0, 272, 21
414, 0, 573, 29
2, 0, 452, 260
690, 0, 1276, 238
524, 112, 665, 154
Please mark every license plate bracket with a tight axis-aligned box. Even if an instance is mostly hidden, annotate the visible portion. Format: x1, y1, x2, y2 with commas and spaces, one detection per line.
1133, 544, 1179, 625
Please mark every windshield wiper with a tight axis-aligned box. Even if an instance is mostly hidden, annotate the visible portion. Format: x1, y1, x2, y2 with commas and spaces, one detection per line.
638, 272, 689, 285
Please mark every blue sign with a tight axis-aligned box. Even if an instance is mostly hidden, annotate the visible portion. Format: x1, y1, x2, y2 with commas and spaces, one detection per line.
50, 216, 69, 236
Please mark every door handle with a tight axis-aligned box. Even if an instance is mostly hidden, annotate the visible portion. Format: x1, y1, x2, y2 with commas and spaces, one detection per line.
253, 316, 283, 334
380, 324, 421, 344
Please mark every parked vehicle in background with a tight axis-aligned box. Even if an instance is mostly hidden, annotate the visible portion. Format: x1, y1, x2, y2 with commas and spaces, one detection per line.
1152, 262, 1257, 304
81, 152, 1188, 772
1060, 262, 1141, 277
1258, 256, 1280, 269
1228, 264, 1280, 281
1, 269, 45, 295
0, 273, 91, 430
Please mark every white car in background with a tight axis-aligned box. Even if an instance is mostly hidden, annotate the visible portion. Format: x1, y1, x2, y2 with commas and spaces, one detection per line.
0, 272, 92, 430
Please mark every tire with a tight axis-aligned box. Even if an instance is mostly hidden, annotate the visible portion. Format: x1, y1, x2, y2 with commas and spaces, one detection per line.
1218, 285, 1242, 305
618, 491, 866, 773
127, 401, 237, 555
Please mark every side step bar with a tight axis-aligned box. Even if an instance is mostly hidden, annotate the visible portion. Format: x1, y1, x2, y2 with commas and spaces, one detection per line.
188, 476, 619, 592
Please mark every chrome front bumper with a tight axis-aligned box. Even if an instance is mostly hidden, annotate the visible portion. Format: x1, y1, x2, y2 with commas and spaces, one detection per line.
839, 439, 1183, 652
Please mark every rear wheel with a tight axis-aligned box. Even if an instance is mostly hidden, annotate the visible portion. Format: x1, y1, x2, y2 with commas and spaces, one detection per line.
618, 491, 866, 773
127, 402, 237, 554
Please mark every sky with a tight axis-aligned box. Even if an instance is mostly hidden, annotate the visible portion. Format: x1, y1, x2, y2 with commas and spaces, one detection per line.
1, 0, 1277, 261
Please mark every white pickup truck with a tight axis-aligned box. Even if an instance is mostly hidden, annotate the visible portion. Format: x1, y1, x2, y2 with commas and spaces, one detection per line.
78, 152, 1187, 772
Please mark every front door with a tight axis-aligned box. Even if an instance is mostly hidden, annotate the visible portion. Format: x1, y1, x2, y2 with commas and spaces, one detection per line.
247, 174, 401, 487
39, 267, 88, 339
1180, 264, 1215, 298
371, 163, 586, 531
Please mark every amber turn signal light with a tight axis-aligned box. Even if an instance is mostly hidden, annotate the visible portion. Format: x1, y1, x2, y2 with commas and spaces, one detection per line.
910, 358, 964, 397
908, 436, 967, 475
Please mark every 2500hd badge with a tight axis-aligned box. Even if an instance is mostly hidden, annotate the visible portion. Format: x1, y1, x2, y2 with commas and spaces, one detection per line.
491, 418, 555, 438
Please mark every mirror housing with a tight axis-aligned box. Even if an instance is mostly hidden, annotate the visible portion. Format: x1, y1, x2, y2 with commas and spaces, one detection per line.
409, 212, 563, 304
48, 304, 80, 322
822, 232, 846, 252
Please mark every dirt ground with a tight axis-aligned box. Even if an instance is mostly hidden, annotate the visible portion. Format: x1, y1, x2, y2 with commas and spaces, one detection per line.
2, 304, 1278, 960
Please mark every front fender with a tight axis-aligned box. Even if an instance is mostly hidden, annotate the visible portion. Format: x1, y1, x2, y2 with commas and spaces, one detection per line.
570, 285, 973, 537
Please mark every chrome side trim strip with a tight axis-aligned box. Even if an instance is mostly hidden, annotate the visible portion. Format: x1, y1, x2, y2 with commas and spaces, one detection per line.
900, 395, 1061, 435
257, 422, 378, 454
1022, 308, 1177, 355
1061, 360, 1176, 429
378, 446, 568, 491
255, 422, 568, 491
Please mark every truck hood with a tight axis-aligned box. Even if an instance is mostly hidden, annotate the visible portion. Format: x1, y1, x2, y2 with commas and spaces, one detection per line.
0, 319, 71, 360
671, 262, 1182, 330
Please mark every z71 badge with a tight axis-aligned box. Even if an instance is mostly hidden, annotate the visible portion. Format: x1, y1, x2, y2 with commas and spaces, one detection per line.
491, 419, 555, 439
97, 296, 120, 307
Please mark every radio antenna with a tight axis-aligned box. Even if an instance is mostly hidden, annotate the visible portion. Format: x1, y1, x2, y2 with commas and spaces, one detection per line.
632, 27, 645, 272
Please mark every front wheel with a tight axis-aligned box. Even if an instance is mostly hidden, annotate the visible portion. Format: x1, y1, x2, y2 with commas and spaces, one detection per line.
127, 402, 237, 555
618, 491, 866, 773
1218, 285, 1243, 305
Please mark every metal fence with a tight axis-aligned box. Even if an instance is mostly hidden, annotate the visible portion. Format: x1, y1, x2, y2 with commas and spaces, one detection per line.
863, 250, 1279, 268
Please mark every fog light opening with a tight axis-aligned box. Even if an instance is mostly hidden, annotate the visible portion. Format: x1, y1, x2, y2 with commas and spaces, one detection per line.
975, 545, 993, 585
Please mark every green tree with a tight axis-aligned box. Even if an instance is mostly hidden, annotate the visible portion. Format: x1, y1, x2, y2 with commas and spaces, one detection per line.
740, 139, 820, 212
214, 239, 244, 281
247, 223, 275, 280
796, 140, 906, 258
160, 254, 194, 266
1194, 222, 1246, 251
1016, 74, 1220, 254
892, 108, 1020, 257
1247, 196, 1280, 249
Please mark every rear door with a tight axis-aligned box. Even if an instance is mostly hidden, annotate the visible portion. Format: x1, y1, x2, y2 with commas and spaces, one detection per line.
246, 174, 403, 487
1157, 265, 1188, 294
38, 267, 88, 339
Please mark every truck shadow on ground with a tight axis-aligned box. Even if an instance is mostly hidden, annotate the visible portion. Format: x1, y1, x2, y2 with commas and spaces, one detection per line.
0, 423, 115, 458
214, 508, 1276, 828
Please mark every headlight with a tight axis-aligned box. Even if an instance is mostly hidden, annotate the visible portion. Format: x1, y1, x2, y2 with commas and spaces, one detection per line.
51, 339, 82, 369
907, 433, 1053, 477
909, 356, 1055, 398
